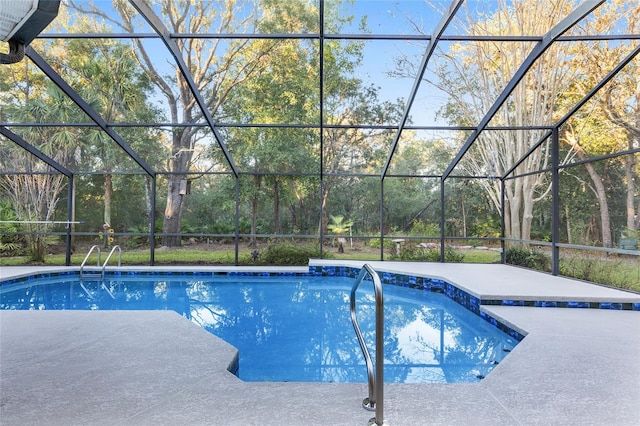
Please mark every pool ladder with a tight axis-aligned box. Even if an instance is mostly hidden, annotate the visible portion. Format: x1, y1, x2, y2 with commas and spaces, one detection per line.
350, 264, 386, 426
80, 244, 122, 280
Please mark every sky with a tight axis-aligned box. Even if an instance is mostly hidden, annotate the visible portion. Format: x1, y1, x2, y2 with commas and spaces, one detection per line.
43, 0, 509, 127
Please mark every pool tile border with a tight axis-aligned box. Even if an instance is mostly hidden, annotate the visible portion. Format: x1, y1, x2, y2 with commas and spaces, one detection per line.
310, 265, 525, 340
309, 265, 640, 311
0, 269, 315, 287
3, 266, 638, 341
309, 265, 640, 338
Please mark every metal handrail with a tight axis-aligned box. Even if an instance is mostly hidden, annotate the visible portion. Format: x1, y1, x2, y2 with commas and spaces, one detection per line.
79, 245, 101, 276
101, 245, 122, 278
350, 264, 384, 426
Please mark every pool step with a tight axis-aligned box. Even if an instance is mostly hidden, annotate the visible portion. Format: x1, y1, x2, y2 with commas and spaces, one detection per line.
80, 267, 103, 280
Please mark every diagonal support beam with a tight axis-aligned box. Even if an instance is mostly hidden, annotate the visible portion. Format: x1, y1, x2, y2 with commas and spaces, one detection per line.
26, 47, 156, 177
381, 0, 464, 180
442, 0, 605, 180
1, 125, 72, 177
130, 0, 239, 178
503, 42, 640, 179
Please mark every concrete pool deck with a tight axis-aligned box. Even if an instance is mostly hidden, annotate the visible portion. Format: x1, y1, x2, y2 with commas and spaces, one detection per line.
1, 262, 639, 425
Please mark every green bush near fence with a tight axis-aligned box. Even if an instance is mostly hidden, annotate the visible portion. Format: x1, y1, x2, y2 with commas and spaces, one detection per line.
253, 243, 328, 266
505, 247, 550, 271
391, 244, 465, 262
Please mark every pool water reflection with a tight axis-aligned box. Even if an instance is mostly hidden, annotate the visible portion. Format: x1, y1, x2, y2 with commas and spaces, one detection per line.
0, 274, 516, 383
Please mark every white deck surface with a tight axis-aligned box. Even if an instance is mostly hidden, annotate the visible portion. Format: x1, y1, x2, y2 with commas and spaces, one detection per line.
1, 262, 639, 425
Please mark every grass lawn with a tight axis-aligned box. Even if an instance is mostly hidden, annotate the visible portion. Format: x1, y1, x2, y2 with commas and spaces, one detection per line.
1, 245, 637, 293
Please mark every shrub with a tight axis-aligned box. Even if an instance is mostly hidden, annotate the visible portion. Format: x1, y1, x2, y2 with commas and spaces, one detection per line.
392, 244, 464, 262
256, 243, 328, 265
0, 201, 26, 256
125, 225, 150, 248
560, 255, 639, 291
408, 220, 439, 237
505, 247, 530, 266
505, 247, 550, 271
368, 238, 393, 250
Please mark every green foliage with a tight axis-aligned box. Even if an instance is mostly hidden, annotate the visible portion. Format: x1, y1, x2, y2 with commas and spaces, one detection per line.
0, 200, 26, 256
368, 237, 393, 249
621, 227, 639, 239
442, 246, 466, 262
28, 233, 60, 263
560, 254, 640, 292
505, 247, 550, 271
125, 225, 151, 249
256, 243, 326, 266
327, 215, 354, 253
469, 216, 501, 239
407, 220, 439, 237
392, 244, 465, 262
327, 215, 354, 235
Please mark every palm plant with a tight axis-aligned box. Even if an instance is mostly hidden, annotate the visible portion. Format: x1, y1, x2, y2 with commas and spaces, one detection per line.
327, 215, 354, 253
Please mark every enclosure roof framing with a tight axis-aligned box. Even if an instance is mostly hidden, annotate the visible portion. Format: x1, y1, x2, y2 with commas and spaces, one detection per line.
1, 0, 637, 182
25, 47, 156, 178
381, 0, 463, 180
129, 0, 239, 178
0, 126, 72, 177
441, 0, 606, 181
503, 43, 640, 180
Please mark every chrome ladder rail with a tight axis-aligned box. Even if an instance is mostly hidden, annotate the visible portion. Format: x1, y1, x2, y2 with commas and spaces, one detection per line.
350, 264, 385, 426
101, 245, 122, 279
79, 245, 101, 279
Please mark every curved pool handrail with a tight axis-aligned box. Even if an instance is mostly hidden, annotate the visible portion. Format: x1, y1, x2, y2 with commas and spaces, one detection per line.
101, 245, 122, 278
80, 245, 101, 277
350, 263, 384, 426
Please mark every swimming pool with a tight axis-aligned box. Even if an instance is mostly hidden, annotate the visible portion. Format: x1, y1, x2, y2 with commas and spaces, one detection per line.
0, 272, 517, 383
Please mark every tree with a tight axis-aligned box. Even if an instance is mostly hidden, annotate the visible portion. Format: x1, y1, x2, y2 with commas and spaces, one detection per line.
222, 0, 404, 245
53, 33, 162, 232
392, 0, 591, 242
0, 63, 78, 261
557, 0, 639, 247
69, 0, 301, 247
1, 8, 163, 257
582, 1, 639, 234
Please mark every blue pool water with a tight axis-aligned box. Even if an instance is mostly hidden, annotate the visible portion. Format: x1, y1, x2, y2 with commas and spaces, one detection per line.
0, 273, 516, 383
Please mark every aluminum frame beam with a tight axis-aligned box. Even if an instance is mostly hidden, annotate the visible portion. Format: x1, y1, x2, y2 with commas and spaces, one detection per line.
1, 125, 72, 177
129, 0, 239, 178
25, 47, 156, 178
381, 0, 464, 179
442, 0, 605, 180
503, 42, 640, 180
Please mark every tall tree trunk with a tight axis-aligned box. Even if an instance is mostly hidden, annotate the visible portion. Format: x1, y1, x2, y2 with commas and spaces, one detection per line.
578, 150, 612, 248
508, 183, 522, 241
104, 173, 113, 248
318, 181, 331, 236
624, 149, 636, 230
162, 174, 185, 247
461, 198, 467, 238
249, 174, 262, 248
273, 178, 280, 234
564, 127, 614, 248
104, 173, 112, 228
144, 176, 153, 233
565, 205, 572, 244
521, 175, 536, 242
630, 90, 640, 231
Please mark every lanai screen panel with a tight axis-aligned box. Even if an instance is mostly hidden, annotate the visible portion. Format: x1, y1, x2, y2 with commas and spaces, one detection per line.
1, 0, 639, 266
